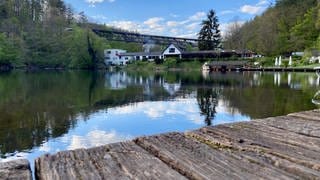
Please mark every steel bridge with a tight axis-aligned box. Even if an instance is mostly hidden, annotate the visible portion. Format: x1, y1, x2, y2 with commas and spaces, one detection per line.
92, 29, 200, 47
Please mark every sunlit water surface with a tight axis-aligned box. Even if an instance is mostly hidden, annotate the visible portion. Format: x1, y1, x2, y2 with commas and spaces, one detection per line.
0, 70, 319, 172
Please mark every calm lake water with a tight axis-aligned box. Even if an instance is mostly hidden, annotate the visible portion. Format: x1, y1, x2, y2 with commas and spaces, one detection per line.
0, 70, 319, 167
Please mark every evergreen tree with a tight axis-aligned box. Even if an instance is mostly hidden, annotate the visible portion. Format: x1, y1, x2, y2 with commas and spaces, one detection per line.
198, 10, 222, 50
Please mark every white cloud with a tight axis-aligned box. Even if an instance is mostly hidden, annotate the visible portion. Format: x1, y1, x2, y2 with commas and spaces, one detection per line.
85, 0, 115, 7
104, 11, 210, 38
240, 0, 270, 15
111, 99, 203, 123
257, 0, 269, 6
240, 5, 263, 14
107, 20, 142, 31
188, 12, 206, 21
167, 21, 179, 27
144, 17, 164, 26
68, 130, 132, 150
186, 22, 199, 31
106, 19, 165, 35
170, 28, 179, 35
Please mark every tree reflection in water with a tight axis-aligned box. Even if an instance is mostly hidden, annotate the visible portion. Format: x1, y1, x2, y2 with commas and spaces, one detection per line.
0, 71, 319, 159
197, 87, 221, 126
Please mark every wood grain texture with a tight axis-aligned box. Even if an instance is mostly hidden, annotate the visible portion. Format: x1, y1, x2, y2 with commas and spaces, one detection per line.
288, 109, 320, 122
35, 141, 186, 180
0, 159, 32, 180
135, 132, 301, 180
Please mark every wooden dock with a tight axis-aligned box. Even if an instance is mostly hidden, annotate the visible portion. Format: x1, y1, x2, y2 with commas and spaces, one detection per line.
1, 110, 320, 179
202, 61, 320, 72
244, 67, 318, 72
0, 159, 32, 180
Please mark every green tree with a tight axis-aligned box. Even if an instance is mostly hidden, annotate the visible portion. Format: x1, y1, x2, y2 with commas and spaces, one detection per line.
198, 10, 222, 50
223, 0, 318, 56
0, 0, 141, 69
291, 5, 320, 50
0, 33, 19, 66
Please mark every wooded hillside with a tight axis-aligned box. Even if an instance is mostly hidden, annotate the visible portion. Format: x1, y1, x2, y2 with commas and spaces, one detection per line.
0, 0, 143, 69
224, 0, 320, 56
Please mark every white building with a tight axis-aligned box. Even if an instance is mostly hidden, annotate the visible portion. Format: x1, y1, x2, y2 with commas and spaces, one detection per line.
104, 49, 128, 66
104, 44, 182, 66
162, 44, 182, 59
121, 52, 163, 61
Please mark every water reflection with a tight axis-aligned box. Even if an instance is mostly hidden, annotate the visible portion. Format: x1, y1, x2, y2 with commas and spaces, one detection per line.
197, 87, 220, 126
0, 70, 319, 164
105, 71, 182, 96
274, 72, 281, 86
312, 91, 320, 105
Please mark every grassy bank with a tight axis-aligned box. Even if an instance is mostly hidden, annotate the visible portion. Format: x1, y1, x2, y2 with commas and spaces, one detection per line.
125, 58, 204, 71
124, 56, 320, 72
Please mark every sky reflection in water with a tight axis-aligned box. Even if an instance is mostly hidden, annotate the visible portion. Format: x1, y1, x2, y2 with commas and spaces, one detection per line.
19, 97, 249, 164
0, 71, 319, 167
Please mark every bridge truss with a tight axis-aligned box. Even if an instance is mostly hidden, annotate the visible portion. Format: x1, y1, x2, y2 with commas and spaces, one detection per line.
92, 29, 200, 48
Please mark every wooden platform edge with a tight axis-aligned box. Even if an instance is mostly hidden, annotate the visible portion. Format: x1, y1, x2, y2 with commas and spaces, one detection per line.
0, 159, 32, 180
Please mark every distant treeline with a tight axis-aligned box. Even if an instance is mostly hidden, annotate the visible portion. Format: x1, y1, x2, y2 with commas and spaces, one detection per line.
2, 0, 319, 70
0, 0, 142, 69
224, 0, 320, 56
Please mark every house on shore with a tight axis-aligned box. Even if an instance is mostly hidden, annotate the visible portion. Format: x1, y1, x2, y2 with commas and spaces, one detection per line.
105, 44, 253, 66
121, 52, 163, 62
104, 49, 128, 66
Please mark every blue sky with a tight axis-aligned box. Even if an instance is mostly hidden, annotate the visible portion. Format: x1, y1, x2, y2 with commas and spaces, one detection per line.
64, 0, 275, 38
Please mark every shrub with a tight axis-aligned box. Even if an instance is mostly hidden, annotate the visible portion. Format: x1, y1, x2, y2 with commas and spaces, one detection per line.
154, 58, 164, 64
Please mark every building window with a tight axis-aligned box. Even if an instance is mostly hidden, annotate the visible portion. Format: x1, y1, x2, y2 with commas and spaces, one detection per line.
106, 57, 111, 60
169, 48, 175, 53
107, 51, 111, 54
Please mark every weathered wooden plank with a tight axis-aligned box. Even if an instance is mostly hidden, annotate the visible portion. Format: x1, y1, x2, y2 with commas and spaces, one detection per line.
220, 122, 320, 167
35, 141, 186, 180
135, 132, 301, 180
191, 124, 320, 173
239, 121, 320, 151
257, 116, 320, 137
288, 110, 320, 121
187, 129, 320, 179
0, 159, 32, 180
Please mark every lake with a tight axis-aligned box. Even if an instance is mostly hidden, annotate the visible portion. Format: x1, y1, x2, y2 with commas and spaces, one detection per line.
0, 70, 319, 166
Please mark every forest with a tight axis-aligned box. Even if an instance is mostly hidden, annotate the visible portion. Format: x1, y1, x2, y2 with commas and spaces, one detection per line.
0, 0, 320, 69
0, 0, 142, 70
224, 0, 320, 57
